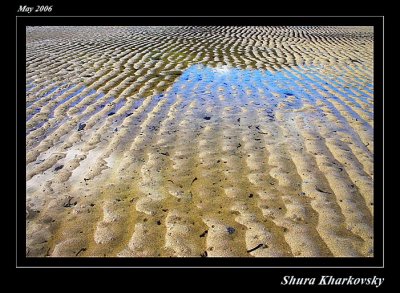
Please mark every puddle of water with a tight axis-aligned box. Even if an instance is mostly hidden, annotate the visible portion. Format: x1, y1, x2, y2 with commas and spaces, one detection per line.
107, 98, 127, 116
26, 108, 42, 122
69, 89, 96, 108
77, 92, 105, 116
167, 65, 313, 110
27, 83, 69, 108
49, 86, 86, 118
152, 64, 374, 132
26, 83, 83, 132
26, 85, 36, 92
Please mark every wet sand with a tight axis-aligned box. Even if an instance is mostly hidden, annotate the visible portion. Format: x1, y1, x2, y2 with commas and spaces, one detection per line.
25, 26, 374, 257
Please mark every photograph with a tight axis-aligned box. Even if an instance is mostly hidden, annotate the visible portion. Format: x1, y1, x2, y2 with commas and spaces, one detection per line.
24, 24, 376, 258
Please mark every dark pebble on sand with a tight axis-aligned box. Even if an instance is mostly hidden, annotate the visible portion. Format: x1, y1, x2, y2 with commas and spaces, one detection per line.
227, 227, 236, 235
200, 230, 208, 237
78, 123, 86, 131
54, 165, 64, 171
203, 116, 211, 120
200, 251, 208, 257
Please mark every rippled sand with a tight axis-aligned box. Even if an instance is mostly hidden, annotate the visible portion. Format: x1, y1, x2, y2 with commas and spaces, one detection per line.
26, 26, 374, 257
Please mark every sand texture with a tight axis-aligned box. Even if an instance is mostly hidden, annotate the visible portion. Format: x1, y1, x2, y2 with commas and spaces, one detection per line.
25, 26, 374, 257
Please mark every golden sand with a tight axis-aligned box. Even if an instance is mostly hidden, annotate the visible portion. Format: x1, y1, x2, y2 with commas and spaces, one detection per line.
26, 26, 374, 257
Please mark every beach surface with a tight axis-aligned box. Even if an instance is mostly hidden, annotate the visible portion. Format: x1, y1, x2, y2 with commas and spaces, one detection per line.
25, 26, 374, 257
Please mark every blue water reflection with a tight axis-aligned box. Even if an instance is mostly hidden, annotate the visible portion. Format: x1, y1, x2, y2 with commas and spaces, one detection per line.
166, 65, 372, 119
167, 65, 315, 110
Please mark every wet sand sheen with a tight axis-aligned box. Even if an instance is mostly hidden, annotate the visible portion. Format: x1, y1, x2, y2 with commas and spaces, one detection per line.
25, 26, 374, 257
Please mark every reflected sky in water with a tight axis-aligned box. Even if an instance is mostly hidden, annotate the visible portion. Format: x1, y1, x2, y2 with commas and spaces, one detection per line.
168, 64, 319, 108
162, 64, 373, 124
